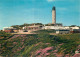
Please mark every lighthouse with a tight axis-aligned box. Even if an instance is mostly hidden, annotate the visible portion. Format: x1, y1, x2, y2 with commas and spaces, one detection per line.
52, 6, 56, 24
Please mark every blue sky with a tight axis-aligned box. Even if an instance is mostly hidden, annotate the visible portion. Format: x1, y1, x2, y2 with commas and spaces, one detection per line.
0, 0, 80, 29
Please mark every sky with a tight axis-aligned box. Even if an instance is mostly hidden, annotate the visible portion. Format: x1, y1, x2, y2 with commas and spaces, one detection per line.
0, 0, 80, 29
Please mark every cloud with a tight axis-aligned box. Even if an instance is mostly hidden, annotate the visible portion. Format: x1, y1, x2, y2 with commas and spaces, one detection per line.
47, 0, 55, 2
47, 0, 68, 2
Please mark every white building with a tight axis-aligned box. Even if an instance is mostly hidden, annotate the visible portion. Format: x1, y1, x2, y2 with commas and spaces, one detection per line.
64, 26, 70, 29
64, 26, 79, 30
70, 26, 79, 30
43, 26, 65, 30
56, 30, 70, 34
3, 27, 14, 31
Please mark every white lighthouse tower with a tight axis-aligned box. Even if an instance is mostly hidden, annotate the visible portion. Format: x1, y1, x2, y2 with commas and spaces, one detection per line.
52, 6, 56, 24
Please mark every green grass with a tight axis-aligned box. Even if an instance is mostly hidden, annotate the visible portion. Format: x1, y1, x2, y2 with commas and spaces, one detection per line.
33, 29, 56, 34
0, 31, 80, 57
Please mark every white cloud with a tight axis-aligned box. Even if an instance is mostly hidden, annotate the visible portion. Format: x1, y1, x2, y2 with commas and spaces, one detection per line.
47, 0, 55, 2
47, 0, 67, 2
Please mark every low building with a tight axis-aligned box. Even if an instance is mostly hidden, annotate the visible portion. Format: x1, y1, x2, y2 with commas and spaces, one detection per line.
45, 23, 63, 26
43, 26, 80, 30
64, 26, 70, 29
56, 29, 70, 34
70, 29, 80, 33
4, 29, 14, 33
69, 26, 80, 33
3, 27, 13, 31
43, 26, 65, 30
3, 27, 16, 33
70, 26, 79, 30
13, 30, 19, 33
26, 25, 43, 31
55, 23, 63, 26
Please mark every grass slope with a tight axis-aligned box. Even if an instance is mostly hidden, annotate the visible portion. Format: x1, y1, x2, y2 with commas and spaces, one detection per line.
0, 31, 80, 57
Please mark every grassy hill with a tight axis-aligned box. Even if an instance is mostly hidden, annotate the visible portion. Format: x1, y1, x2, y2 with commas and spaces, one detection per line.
0, 31, 80, 57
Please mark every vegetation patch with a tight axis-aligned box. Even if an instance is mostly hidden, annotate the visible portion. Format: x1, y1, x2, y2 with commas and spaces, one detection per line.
0, 31, 80, 57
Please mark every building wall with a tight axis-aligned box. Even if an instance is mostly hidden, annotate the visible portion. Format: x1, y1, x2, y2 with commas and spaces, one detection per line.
52, 10, 56, 24
56, 30, 70, 34
70, 29, 80, 33
44, 26, 65, 30
13, 30, 19, 33
4, 30, 14, 33
64, 27, 70, 29
70, 27, 79, 30
26, 25, 43, 31
3, 27, 13, 31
